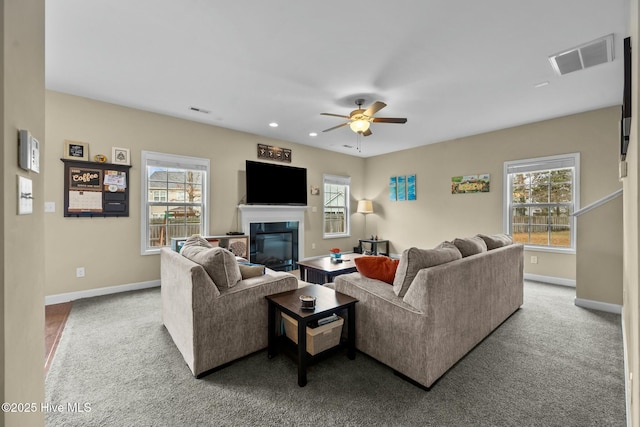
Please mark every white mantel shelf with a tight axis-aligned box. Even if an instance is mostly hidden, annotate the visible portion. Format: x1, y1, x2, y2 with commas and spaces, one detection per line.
238, 204, 307, 261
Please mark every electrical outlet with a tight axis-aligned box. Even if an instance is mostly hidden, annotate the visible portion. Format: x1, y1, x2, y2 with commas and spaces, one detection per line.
312, 206, 317, 213
530, 256, 538, 264
312, 243, 316, 249
76, 267, 85, 278
44, 202, 56, 213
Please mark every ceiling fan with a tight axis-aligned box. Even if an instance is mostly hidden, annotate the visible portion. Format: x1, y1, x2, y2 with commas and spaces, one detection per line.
321, 99, 407, 136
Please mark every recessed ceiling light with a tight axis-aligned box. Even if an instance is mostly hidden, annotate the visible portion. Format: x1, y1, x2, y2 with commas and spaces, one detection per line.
269, 122, 278, 128
309, 132, 318, 137
534, 81, 550, 88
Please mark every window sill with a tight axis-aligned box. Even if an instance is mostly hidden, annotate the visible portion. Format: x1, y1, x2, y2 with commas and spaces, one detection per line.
523, 245, 575, 255
323, 234, 351, 239
141, 248, 163, 256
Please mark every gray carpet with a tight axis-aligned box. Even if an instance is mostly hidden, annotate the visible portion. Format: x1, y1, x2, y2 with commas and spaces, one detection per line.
45, 281, 626, 426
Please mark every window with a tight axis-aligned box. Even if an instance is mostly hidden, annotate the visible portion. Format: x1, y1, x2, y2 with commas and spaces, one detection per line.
141, 151, 209, 255
503, 153, 579, 252
323, 174, 351, 238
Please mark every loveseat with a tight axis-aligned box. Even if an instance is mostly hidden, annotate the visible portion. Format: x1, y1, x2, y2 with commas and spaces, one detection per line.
160, 236, 298, 378
329, 234, 524, 389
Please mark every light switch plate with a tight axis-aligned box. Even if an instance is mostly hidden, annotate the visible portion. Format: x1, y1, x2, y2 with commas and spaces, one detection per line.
44, 202, 56, 213
18, 175, 33, 215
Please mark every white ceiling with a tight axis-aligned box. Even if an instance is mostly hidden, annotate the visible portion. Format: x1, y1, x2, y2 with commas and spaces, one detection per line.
45, 0, 630, 158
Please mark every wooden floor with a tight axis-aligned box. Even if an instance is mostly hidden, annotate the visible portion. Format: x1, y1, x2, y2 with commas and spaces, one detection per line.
45, 302, 73, 374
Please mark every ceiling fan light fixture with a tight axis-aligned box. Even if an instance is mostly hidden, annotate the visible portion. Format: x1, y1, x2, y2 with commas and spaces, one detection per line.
350, 119, 370, 134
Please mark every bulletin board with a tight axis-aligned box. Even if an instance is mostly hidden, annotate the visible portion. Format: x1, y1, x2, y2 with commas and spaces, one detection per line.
61, 159, 131, 217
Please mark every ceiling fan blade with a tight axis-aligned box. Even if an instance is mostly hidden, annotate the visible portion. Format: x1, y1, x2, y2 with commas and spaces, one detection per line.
322, 122, 350, 132
362, 128, 372, 137
320, 113, 350, 119
363, 101, 387, 117
372, 117, 407, 124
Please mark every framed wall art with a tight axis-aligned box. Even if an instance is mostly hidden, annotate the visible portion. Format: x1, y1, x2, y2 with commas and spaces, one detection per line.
389, 176, 397, 201
257, 143, 292, 163
112, 147, 130, 165
451, 174, 490, 194
407, 174, 416, 200
390, 174, 417, 201
63, 140, 89, 161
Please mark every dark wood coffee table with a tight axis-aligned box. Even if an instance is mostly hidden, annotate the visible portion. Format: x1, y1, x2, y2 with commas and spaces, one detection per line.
296, 252, 364, 284
265, 285, 358, 387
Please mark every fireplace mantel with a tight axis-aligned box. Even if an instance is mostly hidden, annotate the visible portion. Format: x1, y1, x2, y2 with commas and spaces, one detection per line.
238, 204, 307, 261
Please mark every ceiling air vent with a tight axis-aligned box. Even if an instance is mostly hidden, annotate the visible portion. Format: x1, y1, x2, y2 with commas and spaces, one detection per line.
548, 34, 614, 76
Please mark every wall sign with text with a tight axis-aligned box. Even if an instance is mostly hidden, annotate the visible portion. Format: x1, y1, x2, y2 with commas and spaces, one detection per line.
62, 159, 131, 217
257, 144, 292, 163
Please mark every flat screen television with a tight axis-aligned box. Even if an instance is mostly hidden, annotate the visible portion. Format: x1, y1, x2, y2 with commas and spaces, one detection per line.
621, 36, 632, 160
245, 160, 307, 205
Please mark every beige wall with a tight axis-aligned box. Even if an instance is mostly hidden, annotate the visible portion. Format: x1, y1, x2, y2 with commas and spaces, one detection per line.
623, 0, 640, 424
365, 107, 622, 304
576, 197, 623, 304
2, 0, 45, 425
44, 91, 366, 296
45, 92, 624, 309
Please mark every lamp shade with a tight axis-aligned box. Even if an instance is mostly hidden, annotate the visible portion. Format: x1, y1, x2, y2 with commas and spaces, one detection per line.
357, 200, 374, 214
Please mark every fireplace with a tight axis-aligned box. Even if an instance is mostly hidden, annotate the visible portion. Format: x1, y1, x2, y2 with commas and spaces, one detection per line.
238, 205, 307, 272
249, 222, 298, 271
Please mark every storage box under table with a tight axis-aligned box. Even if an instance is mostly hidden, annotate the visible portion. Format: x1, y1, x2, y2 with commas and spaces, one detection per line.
281, 312, 344, 356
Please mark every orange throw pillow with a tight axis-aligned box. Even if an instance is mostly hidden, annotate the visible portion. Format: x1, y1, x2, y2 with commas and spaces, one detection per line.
354, 256, 400, 284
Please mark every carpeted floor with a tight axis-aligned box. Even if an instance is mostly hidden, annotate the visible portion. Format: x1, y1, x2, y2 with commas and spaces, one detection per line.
45, 281, 626, 426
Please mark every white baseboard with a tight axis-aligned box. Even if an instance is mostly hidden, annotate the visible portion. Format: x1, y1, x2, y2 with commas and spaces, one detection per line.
524, 274, 621, 314
524, 273, 576, 287
45, 280, 160, 305
621, 308, 631, 427
574, 297, 622, 314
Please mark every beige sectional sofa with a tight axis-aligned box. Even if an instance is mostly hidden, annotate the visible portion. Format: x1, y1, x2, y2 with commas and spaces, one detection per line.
160, 240, 298, 378
330, 235, 524, 389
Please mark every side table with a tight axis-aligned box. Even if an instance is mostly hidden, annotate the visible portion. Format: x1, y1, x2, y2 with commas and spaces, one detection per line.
358, 239, 389, 256
265, 285, 358, 387
296, 252, 364, 285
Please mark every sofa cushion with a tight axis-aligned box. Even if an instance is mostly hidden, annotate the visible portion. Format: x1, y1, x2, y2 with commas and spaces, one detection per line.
477, 233, 513, 250
393, 246, 463, 297
453, 236, 488, 257
354, 256, 400, 284
238, 262, 266, 279
181, 246, 242, 289
179, 234, 213, 253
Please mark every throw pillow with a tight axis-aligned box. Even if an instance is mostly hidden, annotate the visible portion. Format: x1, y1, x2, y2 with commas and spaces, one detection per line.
393, 246, 462, 297
452, 236, 488, 257
477, 233, 513, 250
238, 262, 266, 279
354, 256, 400, 284
181, 246, 242, 290
179, 234, 213, 253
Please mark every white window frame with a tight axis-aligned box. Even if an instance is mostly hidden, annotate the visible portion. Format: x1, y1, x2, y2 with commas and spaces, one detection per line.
503, 153, 580, 254
323, 174, 351, 239
140, 151, 210, 255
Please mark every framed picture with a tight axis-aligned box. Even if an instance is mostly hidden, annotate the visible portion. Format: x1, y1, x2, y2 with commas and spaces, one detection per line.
407, 174, 416, 200
451, 174, 491, 194
63, 140, 89, 161
389, 176, 397, 201
397, 176, 406, 201
112, 147, 130, 165
257, 143, 292, 163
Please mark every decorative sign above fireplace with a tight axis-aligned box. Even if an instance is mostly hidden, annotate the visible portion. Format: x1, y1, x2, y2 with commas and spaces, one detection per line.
257, 143, 292, 163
